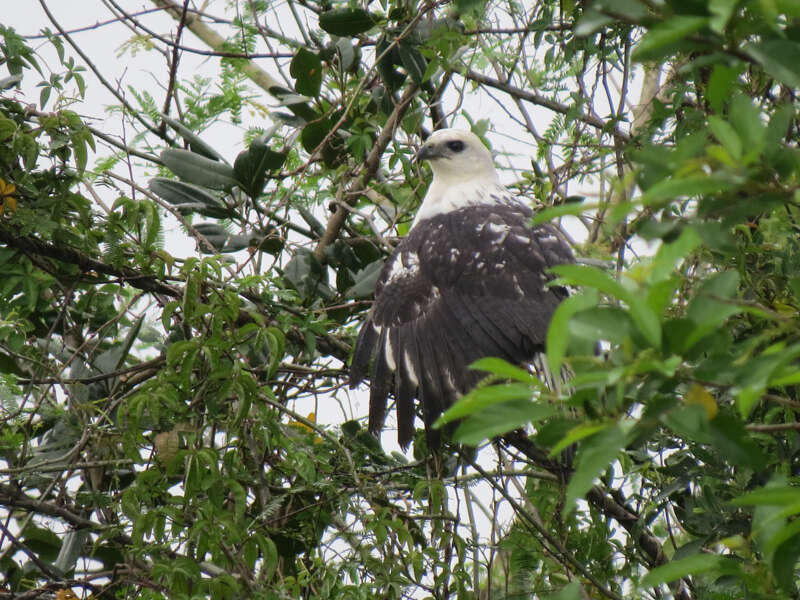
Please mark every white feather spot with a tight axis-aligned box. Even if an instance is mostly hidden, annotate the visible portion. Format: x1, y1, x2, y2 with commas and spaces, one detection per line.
404, 352, 418, 386
487, 222, 509, 234
486, 222, 510, 243
384, 334, 396, 371
442, 368, 456, 393
387, 251, 419, 280
536, 232, 559, 243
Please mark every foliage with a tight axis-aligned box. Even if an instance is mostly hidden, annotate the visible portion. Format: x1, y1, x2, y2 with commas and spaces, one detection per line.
1, 2, 800, 599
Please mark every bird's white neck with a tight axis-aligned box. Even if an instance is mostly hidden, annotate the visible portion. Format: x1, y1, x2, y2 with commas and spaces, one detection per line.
411, 173, 506, 228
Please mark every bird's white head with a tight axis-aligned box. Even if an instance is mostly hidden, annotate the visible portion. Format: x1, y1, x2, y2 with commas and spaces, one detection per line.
415, 129, 499, 185
411, 129, 507, 226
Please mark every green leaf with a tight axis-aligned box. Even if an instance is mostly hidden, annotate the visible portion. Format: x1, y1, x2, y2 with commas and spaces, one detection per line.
283, 249, 334, 301
0, 74, 22, 90
531, 201, 598, 226
469, 357, 541, 384
731, 486, 800, 507
773, 534, 800, 594
547, 290, 599, 374
708, 412, 766, 469
438, 383, 538, 423
453, 399, 556, 446
94, 315, 145, 374
319, 8, 377, 37
159, 113, 225, 161
708, 115, 742, 162
260, 535, 279, 580
345, 259, 383, 299
647, 278, 681, 318
640, 554, 740, 588
71, 131, 87, 174
268, 85, 318, 122
594, 0, 648, 20
684, 270, 740, 350
729, 94, 765, 159
706, 64, 740, 113
569, 306, 634, 346
550, 422, 608, 456
632, 16, 708, 62
454, 0, 486, 13
290, 48, 323, 97
640, 174, 735, 207
0, 116, 16, 142
765, 104, 794, 152
397, 41, 427, 84
160, 148, 238, 191
193, 222, 229, 251
233, 140, 286, 199
335, 38, 357, 71
20, 524, 62, 562
565, 423, 626, 513
708, 0, 738, 33
148, 177, 233, 219
53, 529, 90, 575
550, 264, 661, 349
300, 118, 345, 167
545, 582, 585, 600
745, 40, 800, 89
265, 326, 285, 378
650, 226, 701, 284
574, 8, 614, 36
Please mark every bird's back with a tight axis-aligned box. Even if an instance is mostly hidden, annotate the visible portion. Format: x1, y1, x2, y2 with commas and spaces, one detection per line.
351, 199, 574, 447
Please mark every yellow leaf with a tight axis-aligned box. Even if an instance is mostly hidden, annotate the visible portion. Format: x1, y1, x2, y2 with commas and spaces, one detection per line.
154, 430, 180, 463
56, 590, 78, 600
686, 383, 718, 419
0, 177, 15, 196
0, 177, 18, 216
287, 412, 317, 433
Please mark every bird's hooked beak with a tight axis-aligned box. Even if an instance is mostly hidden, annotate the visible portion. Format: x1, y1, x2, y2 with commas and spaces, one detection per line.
414, 142, 443, 163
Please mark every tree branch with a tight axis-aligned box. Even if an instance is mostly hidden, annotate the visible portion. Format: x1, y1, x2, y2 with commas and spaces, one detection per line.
37, 0, 173, 144
0, 226, 352, 360
0, 226, 181, 298
462, 69, 631, 144
503, 433, 693, 600
150, 0, 283, 91
313, 84, 419, 260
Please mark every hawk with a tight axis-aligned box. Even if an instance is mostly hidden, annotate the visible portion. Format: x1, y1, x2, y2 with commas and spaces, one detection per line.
350, 129, 574, 448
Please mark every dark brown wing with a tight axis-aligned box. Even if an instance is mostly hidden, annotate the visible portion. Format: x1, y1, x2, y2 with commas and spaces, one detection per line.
350, 200, 574, 447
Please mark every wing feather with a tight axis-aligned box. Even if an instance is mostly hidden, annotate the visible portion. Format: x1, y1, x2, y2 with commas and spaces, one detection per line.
368, 327, 393, 435
396, 323, 421, 446
350, 322, 378, 386
444, 291, 521, 362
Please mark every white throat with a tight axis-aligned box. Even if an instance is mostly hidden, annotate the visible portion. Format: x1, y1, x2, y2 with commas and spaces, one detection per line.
411, 172, 505, 228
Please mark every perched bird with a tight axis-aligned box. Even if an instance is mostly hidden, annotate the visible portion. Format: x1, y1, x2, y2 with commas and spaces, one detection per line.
350, 129, 574, 448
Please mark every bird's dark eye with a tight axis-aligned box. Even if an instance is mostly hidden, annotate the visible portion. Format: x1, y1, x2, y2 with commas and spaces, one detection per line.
446, 140, 465, 152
